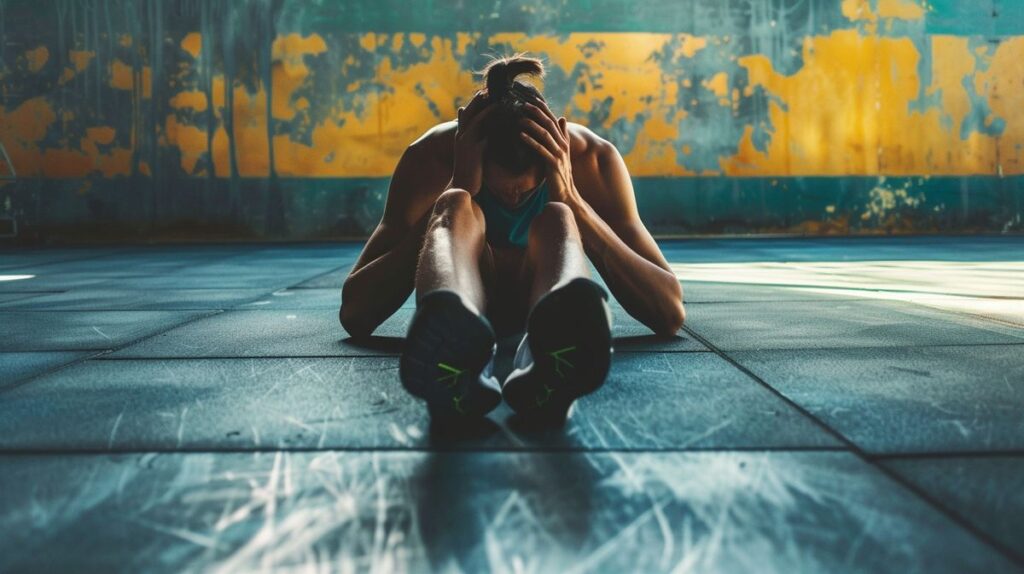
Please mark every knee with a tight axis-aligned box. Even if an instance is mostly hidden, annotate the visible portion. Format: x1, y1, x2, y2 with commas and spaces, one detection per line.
528, 201, 576, 242
431, 188, 483, 227
537, 201, 574, 223
653, 300, 686, 337
339, 300, 375, 339
434, 188, 473, 211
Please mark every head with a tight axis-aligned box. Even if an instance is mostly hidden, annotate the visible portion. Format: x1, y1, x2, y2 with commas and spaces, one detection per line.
478, 53, 547, 198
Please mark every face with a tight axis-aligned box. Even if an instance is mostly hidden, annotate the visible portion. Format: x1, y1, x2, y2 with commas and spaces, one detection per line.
481, 160, 545, 206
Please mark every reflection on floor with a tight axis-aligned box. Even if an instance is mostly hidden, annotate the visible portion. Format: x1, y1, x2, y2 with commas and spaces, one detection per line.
0, 237, 1021, 572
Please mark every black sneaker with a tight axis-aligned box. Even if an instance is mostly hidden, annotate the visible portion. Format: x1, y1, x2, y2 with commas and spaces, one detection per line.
502, 277, 613, 422
400, 289, 502, 419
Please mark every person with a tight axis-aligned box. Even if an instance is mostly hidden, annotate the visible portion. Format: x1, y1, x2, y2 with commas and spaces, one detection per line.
340, 53, 685, 423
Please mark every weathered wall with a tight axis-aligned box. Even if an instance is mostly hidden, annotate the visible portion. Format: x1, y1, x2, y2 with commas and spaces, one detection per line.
0, 0, 1021, 240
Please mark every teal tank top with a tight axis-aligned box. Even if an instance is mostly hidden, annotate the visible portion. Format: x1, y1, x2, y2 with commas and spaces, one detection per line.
473, 179, 549, 248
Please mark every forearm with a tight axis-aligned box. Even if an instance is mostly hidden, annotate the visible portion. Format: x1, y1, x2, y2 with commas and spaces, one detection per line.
340, 212, 431, 337
566, 194, 684, 335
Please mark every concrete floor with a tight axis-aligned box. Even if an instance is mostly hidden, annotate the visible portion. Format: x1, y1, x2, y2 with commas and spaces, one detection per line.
0, 237, 1022, 572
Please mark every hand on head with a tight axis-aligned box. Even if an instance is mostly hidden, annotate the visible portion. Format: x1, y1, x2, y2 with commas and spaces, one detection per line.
449, 90, 495, 195
517, 100, 576, 203
451, 53, 560, 197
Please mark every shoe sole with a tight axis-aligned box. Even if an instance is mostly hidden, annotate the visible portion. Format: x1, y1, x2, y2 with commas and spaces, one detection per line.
503, 277, 613, 421
399, 290, 502, 419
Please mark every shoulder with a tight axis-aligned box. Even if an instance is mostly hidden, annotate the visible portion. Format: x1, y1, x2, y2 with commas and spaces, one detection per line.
383, 121, 456, 225
567, 122, 617, 166
406, 120, 456, 163
566, 122, 633, 212
394, 121, 456, 189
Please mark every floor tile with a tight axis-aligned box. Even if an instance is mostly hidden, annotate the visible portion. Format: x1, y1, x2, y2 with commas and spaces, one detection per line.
1, 238, 1020, 571
0, 270, 143, 292
265, 280, 854, 320
0, 351, 92, 390
731, 345, 1024, 453
663, 237, 1024, 265
238, 288, 354, 310
0, 292, 51, 305
0, 248, 123, 270
107, 270, 333, 290
111, 306, 705, 358
245, 244, 361, 261
0, 311, 215, 351
681, 281, 863, 303
289, 263, 355, 289
0, 353, 835, 450
0, 451, 1015, 573
0, 248, 251, 291
0, 289, 271, 311
743, 236, 1024, 263
686, 299, 1024, 351
110, 309, 399, 358
1, 246, 253, 276
672, 259, 1023, 299
611, 307, 706, 351
0, 247, 352, 292
881, 456, 1024, 560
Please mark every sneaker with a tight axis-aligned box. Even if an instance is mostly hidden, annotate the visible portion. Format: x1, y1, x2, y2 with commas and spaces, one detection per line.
400, 289, 502, 419
502, 277, 613, 422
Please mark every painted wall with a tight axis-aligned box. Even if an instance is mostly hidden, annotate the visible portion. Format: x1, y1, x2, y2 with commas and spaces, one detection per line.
0, 0, 1021, 240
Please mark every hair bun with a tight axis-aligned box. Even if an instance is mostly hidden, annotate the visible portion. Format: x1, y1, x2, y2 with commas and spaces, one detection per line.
475, 53, 548, 175
481, 53, 545, 100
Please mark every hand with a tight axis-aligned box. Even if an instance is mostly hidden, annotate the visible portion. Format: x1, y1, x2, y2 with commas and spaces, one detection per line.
518, 101, 579, 204
448, 90, 494, 195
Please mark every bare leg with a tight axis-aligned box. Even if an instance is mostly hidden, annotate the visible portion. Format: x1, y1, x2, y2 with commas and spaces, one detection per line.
401, 188, 502, 419
523, 202, 591, 309
503, 201, 612, 422
414, 188, 492, 316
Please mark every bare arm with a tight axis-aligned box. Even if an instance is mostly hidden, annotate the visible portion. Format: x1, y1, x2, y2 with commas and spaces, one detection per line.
568, 142, 685, 336
339, 141, 445, 338
341, 93, 493, 338
517, 102, 684, 336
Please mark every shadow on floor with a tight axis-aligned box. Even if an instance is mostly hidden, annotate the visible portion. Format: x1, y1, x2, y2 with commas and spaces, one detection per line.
413, 425, 597, 570
339, 336, 405, 354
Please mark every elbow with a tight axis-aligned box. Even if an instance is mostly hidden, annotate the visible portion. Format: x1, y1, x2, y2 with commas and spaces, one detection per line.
339, 280, 377, 339
651, 299, 686, 337
339, 301, 376, 339
651, 279, 686, 336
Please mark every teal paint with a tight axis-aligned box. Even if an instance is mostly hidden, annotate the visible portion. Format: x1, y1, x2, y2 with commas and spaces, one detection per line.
6, 177, 1020, 241
923, 0, 1024, 36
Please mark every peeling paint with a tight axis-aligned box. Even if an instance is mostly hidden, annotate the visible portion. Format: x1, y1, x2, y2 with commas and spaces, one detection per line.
3, 11, 1021, 180
24, 46, 48, 73
861, 176, 925, 223
726, 30, 1020, 176
180, 32, 201, 59
0, 0, 1019, 239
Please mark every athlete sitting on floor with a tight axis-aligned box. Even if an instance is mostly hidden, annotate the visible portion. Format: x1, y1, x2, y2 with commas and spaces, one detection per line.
340, 53, 685, 422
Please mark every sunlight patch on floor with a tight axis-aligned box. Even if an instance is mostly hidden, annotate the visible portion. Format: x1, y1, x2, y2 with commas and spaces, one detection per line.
671, 261, 1024, 326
